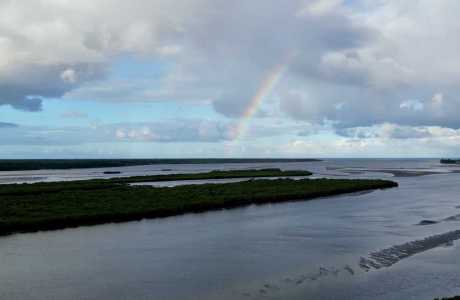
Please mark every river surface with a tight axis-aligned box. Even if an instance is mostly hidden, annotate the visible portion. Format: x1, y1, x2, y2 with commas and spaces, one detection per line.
1, 159, 460, 299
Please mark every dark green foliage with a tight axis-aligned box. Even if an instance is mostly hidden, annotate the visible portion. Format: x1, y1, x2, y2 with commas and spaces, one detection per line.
111, 169, 313, 183
0, 172, 397, 236
0, 169, 312, 196
441, 159, 460, 164
0, 159, 320, 171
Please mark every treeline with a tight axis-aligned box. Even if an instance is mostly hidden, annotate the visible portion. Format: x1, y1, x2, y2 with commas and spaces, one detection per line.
0, 158, 320, 171
440, 159, 460, 164
0, 173, 397, 236
0, 169, 311, 196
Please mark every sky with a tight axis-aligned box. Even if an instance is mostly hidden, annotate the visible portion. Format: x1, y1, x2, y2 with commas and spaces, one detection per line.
1, 0, 460, 158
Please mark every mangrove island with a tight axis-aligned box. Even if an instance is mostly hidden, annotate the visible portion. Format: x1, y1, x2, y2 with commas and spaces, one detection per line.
0, 169, 397, 236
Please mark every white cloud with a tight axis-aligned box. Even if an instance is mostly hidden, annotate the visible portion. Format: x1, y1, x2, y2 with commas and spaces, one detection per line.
115, 128, 126, 139
280, 0, 460, 129
60, 68, 77, 84
282, 126, 460, 157
1, 0, 460, 142
0, 0, 197, 110
432, 92, 444, 107
299, 0, 344, 16
337, 123, 460, 140
400, 100, 424, 111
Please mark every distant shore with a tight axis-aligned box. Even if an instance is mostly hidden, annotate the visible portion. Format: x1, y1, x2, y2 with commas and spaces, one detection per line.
440, 159, 460, 164
0, 169, 397, 236
0, 158, 321, 171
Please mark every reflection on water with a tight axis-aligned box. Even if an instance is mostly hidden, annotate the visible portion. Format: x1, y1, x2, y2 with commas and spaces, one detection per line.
1, 159, 460, 299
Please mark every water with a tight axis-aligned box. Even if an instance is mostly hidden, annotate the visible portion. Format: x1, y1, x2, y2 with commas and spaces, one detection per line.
130, 176, 311, 187
1, 159, 460, 299
0, 158, 453, 184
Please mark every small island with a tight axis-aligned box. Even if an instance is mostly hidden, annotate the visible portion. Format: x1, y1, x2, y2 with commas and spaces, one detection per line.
110, 168, 312, 183
0, 169, 397, 236
440, 159, 460, 164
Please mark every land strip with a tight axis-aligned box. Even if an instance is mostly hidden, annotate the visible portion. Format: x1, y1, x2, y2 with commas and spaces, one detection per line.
0, 158, 320, 171
0, 170, 397, 236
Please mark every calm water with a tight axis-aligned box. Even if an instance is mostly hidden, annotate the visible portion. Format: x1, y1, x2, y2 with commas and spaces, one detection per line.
1, 159, 460, 299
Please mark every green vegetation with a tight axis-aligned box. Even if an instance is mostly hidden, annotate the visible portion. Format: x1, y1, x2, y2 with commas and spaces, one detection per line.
0, 170, 397, 236
112, 168, 312, 183
0, 169, 312, 196
435, 297, 460, 300
0, 158, 320, 171
441, 159, 460, 164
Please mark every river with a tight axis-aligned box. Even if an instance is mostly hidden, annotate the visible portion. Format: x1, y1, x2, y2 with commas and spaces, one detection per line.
1, 159, 460, 299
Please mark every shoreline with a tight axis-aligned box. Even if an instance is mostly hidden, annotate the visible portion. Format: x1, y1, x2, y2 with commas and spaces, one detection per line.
0, 158, 321, 172
0, 171, 397, 236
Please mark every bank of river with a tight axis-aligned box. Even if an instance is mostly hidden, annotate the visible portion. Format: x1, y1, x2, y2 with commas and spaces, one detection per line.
1, 159, 460, 300
0, 169, 395, 236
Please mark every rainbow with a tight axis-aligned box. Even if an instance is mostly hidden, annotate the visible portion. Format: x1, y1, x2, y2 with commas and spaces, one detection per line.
231, 53, 295, 140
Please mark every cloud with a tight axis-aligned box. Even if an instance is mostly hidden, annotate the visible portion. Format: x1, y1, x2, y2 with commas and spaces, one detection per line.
282, 127, 460, 157
432, 93, 444, 107
300, 0, 344, 16
399, 100, 424, 112
0, 120, 234, 145
1, 120, 460, 157
0, 63, 107, 111
0, 0, 372, 112
337, 123, 460, 140
0, 122, 18, 128
61, 69, 78, 84
0, 0, 190, 110
2, 0, 460, 137
0, 117, 321, 146
278, 1, 460, 129
113, 120, 232, 143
